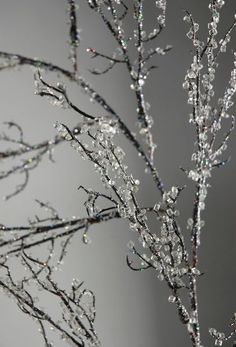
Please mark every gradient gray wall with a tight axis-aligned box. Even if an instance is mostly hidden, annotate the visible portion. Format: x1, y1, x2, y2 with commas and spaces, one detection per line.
0, 1, 236, 346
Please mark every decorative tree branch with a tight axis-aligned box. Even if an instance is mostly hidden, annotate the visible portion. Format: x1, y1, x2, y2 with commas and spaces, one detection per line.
0, 1, 235, 347
0, 192, 122, 259
0, 245, 100, 347
0, 121, 63, 199
0, 50, 164, 194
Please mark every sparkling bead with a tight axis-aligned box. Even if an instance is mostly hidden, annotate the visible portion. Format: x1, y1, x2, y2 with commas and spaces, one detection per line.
168, 295, 176, 303
158, 273, 164, 281
191, 267, 200, 275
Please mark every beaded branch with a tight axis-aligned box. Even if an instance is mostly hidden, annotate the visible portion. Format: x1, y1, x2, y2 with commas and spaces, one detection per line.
0, 0, 235, 347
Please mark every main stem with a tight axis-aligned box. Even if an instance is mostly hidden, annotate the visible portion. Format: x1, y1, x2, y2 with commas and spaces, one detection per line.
188, 180, 204, 347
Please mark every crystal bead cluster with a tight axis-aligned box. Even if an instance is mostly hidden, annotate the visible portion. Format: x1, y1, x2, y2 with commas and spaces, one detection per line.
209, 312, 236, 347
151, 186, 188, 285
182, 1, 236, 247
54, 118, 141, 220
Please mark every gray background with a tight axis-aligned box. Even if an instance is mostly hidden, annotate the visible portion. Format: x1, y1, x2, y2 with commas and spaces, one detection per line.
0, 0, 235, 346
